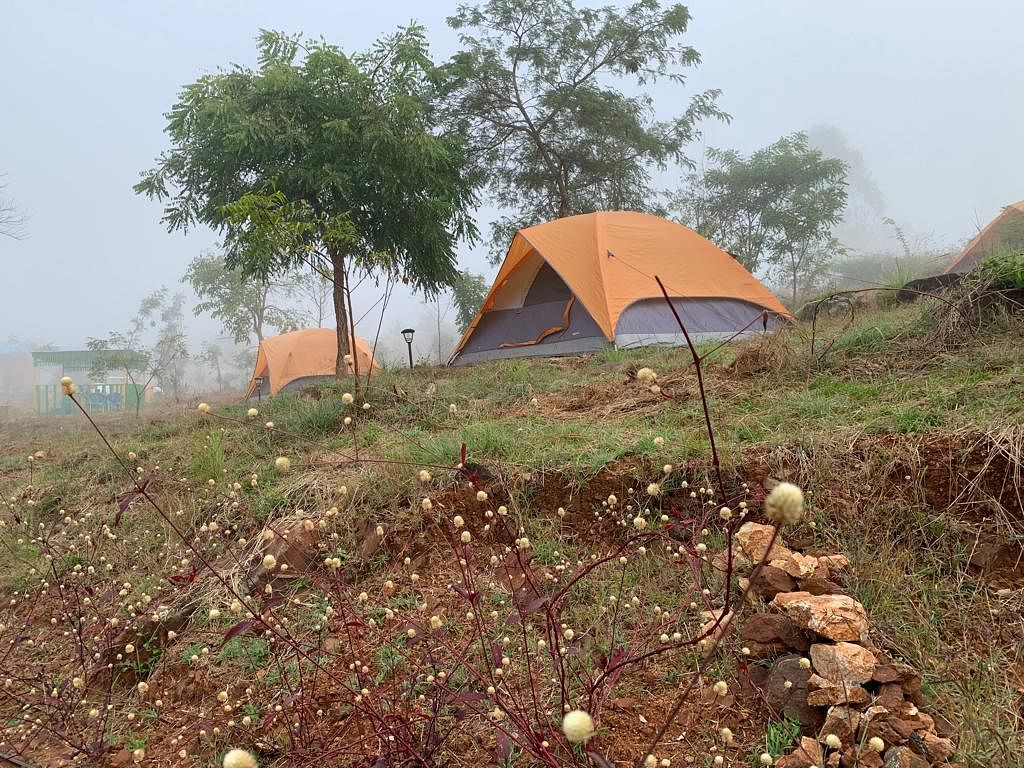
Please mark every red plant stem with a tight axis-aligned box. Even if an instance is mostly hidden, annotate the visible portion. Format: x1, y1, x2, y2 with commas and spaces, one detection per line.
653, 275, 725, 496
65, 394, 431, 764
636, 526, 782, 767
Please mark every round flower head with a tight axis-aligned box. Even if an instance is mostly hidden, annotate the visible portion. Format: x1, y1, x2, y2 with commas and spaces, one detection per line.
476, 490, 488, 502
867, 736, 884, 752
647, 482, 661, 497
197, 402, 211, 414
343, 353, 353, 365
274, 457, 291, 473
60, 376, 76, 396
418, 469, 432, 483
759, 755, 772, 766
223, 749, 258, 768
764, 482, 805, 525
448, 403, 457, 414
636, 367, 658, 383
712, 680, 728, 696
561, 709, 594, 743
262, 554, 277, 570
824, 734, 841, 750
341, 392, 354, 405
246, 408, 259, 418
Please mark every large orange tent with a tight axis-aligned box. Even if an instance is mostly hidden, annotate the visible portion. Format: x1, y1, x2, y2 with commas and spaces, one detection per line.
245, 328, 378, 398
945, 200, 1024, 274
450, 211, 789, 365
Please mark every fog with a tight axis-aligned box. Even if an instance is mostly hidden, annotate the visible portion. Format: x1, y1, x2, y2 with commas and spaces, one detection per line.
2, 0, 1022, 392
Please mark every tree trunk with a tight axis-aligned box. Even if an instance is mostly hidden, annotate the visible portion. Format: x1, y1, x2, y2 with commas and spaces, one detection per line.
329, 247, 352, 378
344, 261, 361, 395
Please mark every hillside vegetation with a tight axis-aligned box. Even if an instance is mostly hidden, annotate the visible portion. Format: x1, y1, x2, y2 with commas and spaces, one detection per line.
0, 300, 1021, 768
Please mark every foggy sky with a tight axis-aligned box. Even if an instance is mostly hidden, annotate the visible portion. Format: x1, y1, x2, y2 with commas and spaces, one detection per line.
2, 0, 1021, 354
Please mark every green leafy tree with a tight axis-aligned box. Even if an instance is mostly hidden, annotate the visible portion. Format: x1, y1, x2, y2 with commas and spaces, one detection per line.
87, 288, 189, 416
671, 132, 848, 303
447, 0, 727, 262
135, 27, 478, 378
183, 252, 306, 344
449, 270, 489, 332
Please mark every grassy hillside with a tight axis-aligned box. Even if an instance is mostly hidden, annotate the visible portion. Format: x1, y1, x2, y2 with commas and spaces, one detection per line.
0, 300, 1021, 768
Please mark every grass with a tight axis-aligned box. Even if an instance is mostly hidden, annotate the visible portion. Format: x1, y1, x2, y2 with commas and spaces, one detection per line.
0, 301, 1022, 766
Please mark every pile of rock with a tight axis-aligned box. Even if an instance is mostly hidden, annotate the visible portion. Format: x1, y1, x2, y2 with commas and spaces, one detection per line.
723, 522, 959, 768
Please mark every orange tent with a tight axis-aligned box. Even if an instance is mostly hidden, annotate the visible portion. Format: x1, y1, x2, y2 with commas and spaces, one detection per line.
945, 200, 1024, 274
245, 328, 378, 398
451, 211, 789, 365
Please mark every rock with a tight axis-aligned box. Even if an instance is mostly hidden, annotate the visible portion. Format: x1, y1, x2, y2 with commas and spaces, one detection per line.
735, 522, 794, 563
749, 565, 797, 599
882, 746, 929, 768
919, 732, 955, 763
872, 660, 919, 685
775, 737, 824, 768
860, 705, 890, 727
806, 680, 870, 706
771, 552, 820, 578
264, 520, 320, 574
863, 718, 906, 750
810, 642, 876, 685
766, 654, 822, 730
839, 747, 884, 768
798, 575, 847, 595
817, 554, 851, 577
886, 717, 917, 741
772, 592, 869, 642
740, 613, 809, 658
819, 705, 861, 747
876, 682, 905, 709
697, 608, 733, 652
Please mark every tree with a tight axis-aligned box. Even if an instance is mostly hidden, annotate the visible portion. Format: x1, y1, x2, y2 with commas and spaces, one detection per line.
183, 252, 306, 344
198, 341, 226, 392
447, 0, 726, 262
293, 268, 333, 328
671, 132, 848, 303
449, 270, 489, 332
135, 27, 478, 379
1, 176, 27, 240
87, 288, 189, 416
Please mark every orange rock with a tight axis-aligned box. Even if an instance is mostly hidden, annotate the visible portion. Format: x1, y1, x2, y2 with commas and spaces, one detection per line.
772, 592, 869, 642
810, 641, 876, 685
735, 522, 793, 563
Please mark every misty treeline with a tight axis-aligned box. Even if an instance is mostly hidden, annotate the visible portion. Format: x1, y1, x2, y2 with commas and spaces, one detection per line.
130, 0, 958, 387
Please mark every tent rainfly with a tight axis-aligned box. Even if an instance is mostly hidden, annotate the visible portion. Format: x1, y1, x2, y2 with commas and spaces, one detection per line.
945, 200, 1024, 274
450, 211, 790, 365
245, 328, 377, 399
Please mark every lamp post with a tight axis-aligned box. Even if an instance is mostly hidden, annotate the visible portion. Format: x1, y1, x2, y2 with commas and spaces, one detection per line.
401, 328, 415, 369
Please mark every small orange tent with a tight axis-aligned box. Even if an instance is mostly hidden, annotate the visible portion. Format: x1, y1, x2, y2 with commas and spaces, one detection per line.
245, 328, 378, 398
450, 211, 789, 365
945, 200, 1024, 274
